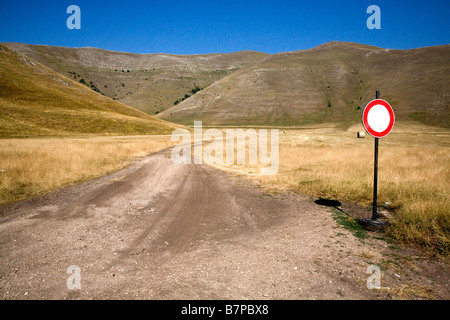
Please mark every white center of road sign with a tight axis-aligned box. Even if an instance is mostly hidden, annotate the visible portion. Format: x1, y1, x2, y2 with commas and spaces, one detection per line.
367, 104, 390, 133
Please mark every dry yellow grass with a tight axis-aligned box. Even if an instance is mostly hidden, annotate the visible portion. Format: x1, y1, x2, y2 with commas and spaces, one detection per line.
211, 122, 450, 256
0, 135, 176, 206
381, 285, 436, 300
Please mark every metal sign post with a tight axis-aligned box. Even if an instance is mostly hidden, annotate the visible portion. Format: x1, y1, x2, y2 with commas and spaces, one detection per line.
372, 91, 380, 220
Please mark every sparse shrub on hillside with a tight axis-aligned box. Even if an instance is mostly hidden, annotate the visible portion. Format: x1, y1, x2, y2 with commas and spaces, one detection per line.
327, 99, 332, 108
191, 86, 202, 94
77, 78, 103, 94
173, 86, 203, 105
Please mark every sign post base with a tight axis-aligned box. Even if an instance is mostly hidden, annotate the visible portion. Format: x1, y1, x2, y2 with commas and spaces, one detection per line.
358, 218, 389, 232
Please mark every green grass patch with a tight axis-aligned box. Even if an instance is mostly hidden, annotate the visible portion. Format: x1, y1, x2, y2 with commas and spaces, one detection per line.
332, 208, 368, 239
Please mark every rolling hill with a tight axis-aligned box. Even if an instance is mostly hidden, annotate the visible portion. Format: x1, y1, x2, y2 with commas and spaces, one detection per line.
159, 42, 450, 127
3, 41, 449, 128
0, 45, 177, 138
3, 43, 268, 116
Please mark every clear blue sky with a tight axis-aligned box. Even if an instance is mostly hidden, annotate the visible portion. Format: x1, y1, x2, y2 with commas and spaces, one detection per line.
0, 0, 449, 54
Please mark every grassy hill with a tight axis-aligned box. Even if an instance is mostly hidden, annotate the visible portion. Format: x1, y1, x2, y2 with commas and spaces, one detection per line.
3, 43, 268, 116
0, 45, 177, 138
4, 41, 449, 128
158, 42, 450, 127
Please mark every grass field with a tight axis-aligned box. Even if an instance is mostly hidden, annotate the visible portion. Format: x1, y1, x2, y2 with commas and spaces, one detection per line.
210, 122, 450, 256
0, 135, 176, 206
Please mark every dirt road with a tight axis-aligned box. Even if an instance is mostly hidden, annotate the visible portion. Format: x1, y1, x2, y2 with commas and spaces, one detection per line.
0, 148, 448, 299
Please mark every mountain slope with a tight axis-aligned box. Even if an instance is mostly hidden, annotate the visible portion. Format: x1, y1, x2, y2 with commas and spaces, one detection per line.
0, 45, 177, 138
3, 43, 269, 115
4, 41, 448, 128
158, 42, 450, 127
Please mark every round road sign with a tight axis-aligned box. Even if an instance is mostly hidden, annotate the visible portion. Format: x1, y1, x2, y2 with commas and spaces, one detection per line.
362, 99, 395, 138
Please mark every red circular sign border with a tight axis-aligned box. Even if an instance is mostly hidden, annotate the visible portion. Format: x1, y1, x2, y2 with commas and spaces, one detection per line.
362, 99, 395, 138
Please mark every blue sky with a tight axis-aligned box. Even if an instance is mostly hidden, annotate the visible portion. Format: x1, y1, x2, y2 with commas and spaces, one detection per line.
0, 0, 449, 54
